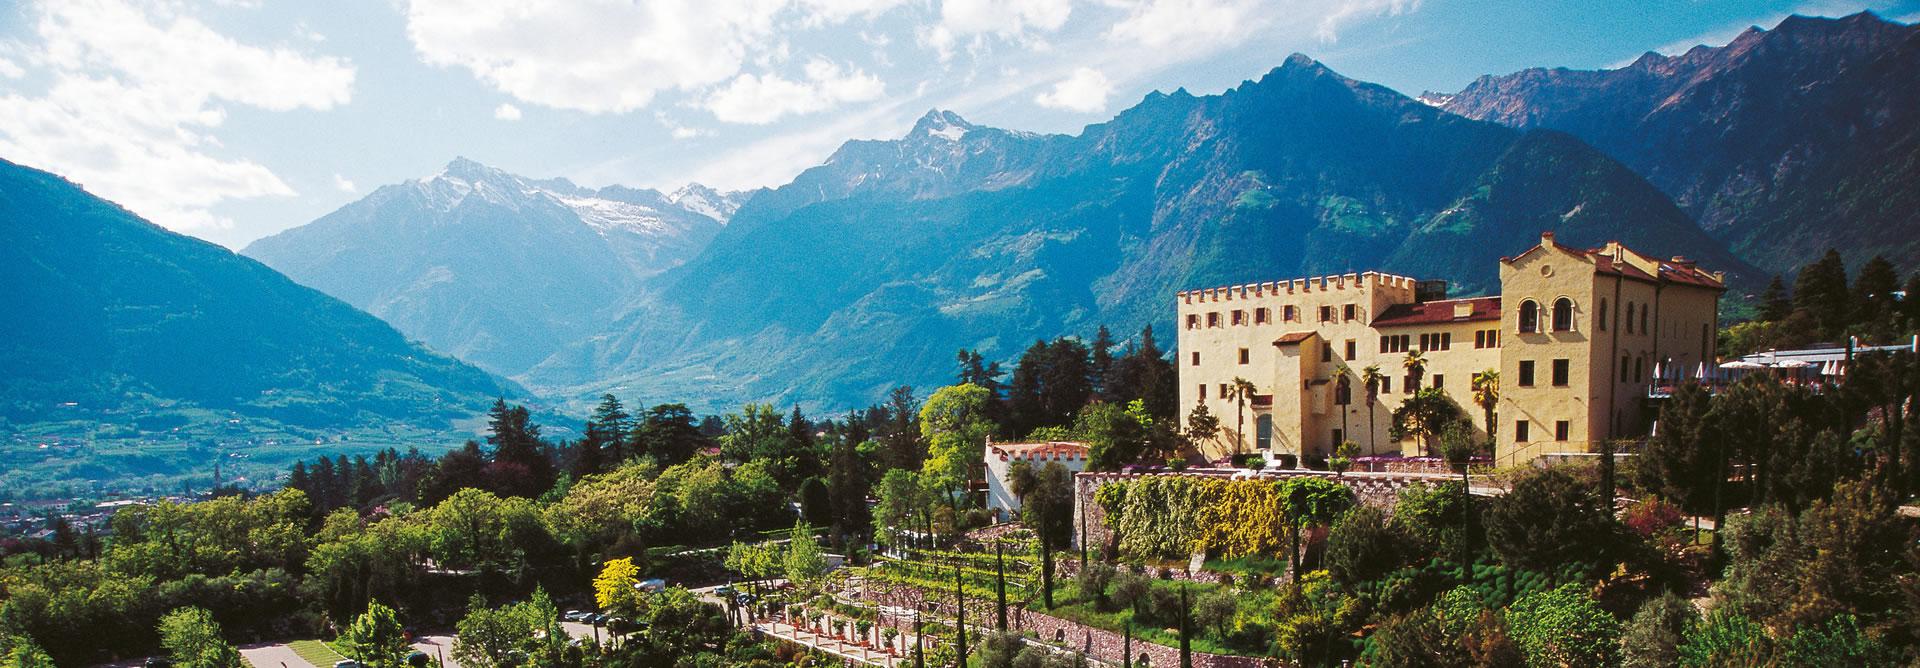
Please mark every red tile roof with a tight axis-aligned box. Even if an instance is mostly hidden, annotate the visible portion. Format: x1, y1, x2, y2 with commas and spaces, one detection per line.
1372, 296, 1502, 327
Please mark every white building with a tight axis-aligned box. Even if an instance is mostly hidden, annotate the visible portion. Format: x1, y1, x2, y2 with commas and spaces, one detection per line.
983, 440, 1090, 522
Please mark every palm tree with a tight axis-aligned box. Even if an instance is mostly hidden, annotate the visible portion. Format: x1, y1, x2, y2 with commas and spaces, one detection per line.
1228, 377, 1257, 456
1361, 364, 1383, 457
1471, 369, 1499, 446
1402, 349, 1428, 392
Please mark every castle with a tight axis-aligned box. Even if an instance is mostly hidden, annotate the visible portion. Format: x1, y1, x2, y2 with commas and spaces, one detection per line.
1176, 233, 1725, 466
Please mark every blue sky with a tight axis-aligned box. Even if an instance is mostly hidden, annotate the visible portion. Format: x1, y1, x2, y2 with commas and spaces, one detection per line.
1, 0, 1916, 249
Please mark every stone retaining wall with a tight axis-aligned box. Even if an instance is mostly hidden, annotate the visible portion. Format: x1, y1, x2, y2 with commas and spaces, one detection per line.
860, 578, 1271, 667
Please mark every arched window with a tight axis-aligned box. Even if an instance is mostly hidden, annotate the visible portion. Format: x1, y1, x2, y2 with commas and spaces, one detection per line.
1626, 303, 1636, 333
1552, 297, 1574, 332
1598, 299, 1608, 331
1518, 300, 1540, 333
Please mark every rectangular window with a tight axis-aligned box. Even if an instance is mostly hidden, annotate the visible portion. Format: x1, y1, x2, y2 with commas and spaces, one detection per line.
1238, 348, 1249, 365
1555, 420, 1570, 441
1218, 383, 1228, 397
1319, 305, 1334, 323
1552, 359, 1570, 387
1380, 377, 1392, 394
1322, 343, 1334, 361
1186, 314, 1200, 330
1191, 351, 1201, 366
1621, 355, 1631, 382
1344, 304, 1358, 322
1198, 384, 1207, 399
1518, 360, 1536, 387
1598, 299, 1608, 331
1433, 374, 1445, 389
1344, 340, 1356, 361
1472, 329, 1499, 349
1380, 336, 1391, 354
1441, 332, 1452, 350
1231, 310, 1244, 325
1284, 305, 1298, 322
1255, 308, 1271, 324
1332, 429, 1345, 446
1515, 420, 1530, 442
1418, 332, 1453, 352
1207, 312, 1220, 328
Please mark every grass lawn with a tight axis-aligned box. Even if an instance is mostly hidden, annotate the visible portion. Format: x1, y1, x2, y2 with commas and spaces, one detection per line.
286, 640, 348, 667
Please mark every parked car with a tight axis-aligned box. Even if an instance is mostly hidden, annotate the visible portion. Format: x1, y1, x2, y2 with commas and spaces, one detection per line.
563, 610, 590, 622
637, 578, 666, 593
333, 661, 362, 668
143, 659, 173, 668
713, 585, 736, 598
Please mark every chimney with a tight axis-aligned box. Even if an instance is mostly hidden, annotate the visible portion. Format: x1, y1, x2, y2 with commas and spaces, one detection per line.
1540, 231, 1556, 248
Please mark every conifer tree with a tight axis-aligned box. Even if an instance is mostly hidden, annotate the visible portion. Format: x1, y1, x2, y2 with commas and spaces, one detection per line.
1852, 256, 1900, 330
1091, 325, 1116, 399
1759, 275, 1792, 321
1794, 250, 1850, 337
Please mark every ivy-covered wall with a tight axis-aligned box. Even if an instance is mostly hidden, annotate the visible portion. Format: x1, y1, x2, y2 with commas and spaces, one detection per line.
1074, 470, 1445, 560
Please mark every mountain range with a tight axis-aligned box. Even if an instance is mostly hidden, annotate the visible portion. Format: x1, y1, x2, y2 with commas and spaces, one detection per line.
0, 157, 518, 493
13, 12, 1914, 438
243, 159, 748, 374
512, 54, 1748, 410
1423, 11, 1920, 274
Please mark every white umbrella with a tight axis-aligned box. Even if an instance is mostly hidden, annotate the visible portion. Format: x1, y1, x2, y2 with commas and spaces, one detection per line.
1773, 359, 1811, 369
1721, 360, 1764, 369
1695, 362, 1709, 380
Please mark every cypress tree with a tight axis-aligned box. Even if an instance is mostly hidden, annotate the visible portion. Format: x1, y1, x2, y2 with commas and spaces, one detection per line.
995, 542, 1008, 631
954, 562, 968, 665
913, 613, 924, 668
1178, 586, 1192, 668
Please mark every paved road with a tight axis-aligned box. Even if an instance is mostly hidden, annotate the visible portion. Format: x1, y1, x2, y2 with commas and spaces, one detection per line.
411, 635, 460, 668
238, 642, 315, 668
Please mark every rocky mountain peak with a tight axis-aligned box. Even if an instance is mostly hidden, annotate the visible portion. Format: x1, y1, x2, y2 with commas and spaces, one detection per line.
910, 109, 976, 142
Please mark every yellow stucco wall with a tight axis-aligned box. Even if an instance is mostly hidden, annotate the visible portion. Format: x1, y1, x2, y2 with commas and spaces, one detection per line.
1177, 234, 1721, 468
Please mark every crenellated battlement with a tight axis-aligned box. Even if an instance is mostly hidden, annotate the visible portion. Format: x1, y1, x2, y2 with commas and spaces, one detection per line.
1177, 270, 1419, 305
987, 440, 1090, 463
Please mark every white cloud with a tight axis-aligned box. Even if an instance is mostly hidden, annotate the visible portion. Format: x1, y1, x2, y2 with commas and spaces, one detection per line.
1033, 66, 1111, 112
654, 112, 710, 140
705, 59, 885, 124
332, 174, 357, 192
405, 0, 788, 114
0, 58, 23, 79
797, 0, 911, 25
1105, 0, 1415, 50
676, 101, 915, 190
0, 0, 355, 232
922, 0, 1073, 61
493, 102, 522, 120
